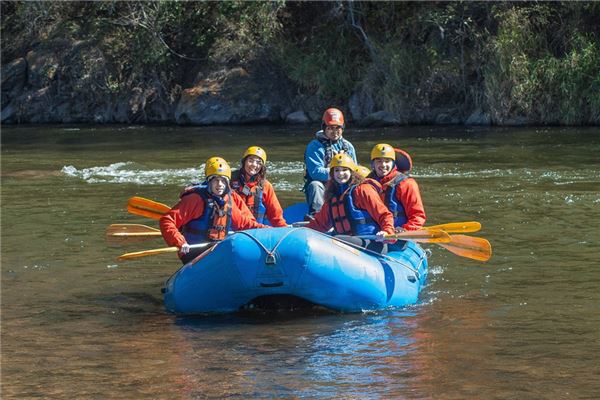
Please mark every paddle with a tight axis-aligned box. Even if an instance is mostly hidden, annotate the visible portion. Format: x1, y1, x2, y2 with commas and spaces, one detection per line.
361, 230, 491, 261
438, 234, 492, 262
117, 242, 214, 260
106, 223, 161, 237
106, 223, 163, 245
123, 197, 490, 260
360, 229, 451, 243
425, 221, 481, 234
127, 196, 170, 220
129, 198, 481, 235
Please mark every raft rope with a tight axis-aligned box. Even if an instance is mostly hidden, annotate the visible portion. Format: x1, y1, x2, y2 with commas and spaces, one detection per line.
236, 228, 425, 277
329, 234, 422, 278
236, 228, 300, 265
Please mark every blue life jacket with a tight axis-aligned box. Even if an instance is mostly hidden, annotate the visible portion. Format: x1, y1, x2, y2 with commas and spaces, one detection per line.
383, 173, 410, 227
180, 184, 232, 243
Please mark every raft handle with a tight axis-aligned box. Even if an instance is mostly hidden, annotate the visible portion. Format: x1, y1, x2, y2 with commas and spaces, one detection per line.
237, 228, 299, 266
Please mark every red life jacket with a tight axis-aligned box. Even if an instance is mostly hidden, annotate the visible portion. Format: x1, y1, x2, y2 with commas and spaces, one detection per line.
329, 179, 381, 235
231, 170, 266, 223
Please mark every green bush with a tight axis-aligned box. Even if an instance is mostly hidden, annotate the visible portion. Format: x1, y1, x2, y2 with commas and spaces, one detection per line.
2, 1, 599, 124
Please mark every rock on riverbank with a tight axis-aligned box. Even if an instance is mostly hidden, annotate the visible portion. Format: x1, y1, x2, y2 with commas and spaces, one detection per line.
1, 44, 502, 127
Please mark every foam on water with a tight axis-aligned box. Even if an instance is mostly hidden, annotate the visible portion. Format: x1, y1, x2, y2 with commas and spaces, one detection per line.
62, 161, 599, 200
61, 162, 200, 185
61, 161, 306, 189
417, 166, 600, 183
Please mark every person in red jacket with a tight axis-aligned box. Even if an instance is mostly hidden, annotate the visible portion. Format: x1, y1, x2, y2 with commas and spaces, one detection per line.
307, 153, 396, 253
369, 143, 426, 231
160, 157, 268, 264
230, 146, 287, 227
181, 177, 256, 222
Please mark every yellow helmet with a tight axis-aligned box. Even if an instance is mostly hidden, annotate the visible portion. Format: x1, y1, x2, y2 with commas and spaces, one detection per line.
354, 165, 371, 179
205, 157, 231, 180
370, 143, 395, 160
329, 153, 356, 170
242, 146, 267, 164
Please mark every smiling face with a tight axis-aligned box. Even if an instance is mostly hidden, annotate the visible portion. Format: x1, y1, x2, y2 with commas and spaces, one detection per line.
243, 155, 263, 177
209, 176, 228, 196
373, 157, 395, 177
333, 166, 352, 184
324, 125, 343, 141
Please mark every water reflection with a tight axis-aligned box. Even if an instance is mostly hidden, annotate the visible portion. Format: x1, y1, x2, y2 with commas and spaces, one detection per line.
166, 310, 420, 398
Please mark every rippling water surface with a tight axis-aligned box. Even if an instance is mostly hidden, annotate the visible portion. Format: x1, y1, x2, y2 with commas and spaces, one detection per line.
2, 125, 599, 399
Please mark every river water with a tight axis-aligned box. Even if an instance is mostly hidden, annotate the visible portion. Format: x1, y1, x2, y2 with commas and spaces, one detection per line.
1, 124, 599, 399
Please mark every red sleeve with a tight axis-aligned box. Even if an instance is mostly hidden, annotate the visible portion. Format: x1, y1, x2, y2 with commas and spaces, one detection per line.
353, 184, 395, 234
231, 199, 268, 231
306, 203, 333, 233
396, 178, 426, 230
232, 191, 256, 221
159, 194, 204, 248
262, 180, 287, 227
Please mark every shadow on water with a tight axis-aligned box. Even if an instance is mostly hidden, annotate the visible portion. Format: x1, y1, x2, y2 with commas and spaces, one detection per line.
174, 295, 342, 328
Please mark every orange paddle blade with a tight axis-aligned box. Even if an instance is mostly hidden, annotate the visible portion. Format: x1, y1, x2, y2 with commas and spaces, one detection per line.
426, 221, 481, 234
127, 205, 163, 220
438, 235, 492, 262
386, 229, 452, 243
127, 196, 171, 220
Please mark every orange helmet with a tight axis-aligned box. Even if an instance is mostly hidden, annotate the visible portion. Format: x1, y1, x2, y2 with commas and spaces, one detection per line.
322, 108, 345, 128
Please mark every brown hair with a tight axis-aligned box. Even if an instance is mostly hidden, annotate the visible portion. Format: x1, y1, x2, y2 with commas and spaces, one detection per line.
323, 170, 364, 203
241, 156, 267, 182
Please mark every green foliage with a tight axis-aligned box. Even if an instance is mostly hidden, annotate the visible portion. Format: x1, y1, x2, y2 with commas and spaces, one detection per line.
485, 4, 600, 124
1, 1, 599, 124
270, 2, 365, 100
273, 34, 363, 100
209, 0, 285, 64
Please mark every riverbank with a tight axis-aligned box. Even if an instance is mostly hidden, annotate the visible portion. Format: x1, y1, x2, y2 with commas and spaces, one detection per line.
2, 2, 599, 126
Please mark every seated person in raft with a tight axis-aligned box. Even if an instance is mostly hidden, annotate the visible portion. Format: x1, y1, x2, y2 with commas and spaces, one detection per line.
303, 108, 357, 220
230, 146, 287, 227
160, 157, 268, 264
368, 143, 426, 231
306, 153, 396, 254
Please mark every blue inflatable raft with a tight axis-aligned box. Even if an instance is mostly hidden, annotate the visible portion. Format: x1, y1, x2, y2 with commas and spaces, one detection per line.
163, 227, 428, 315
